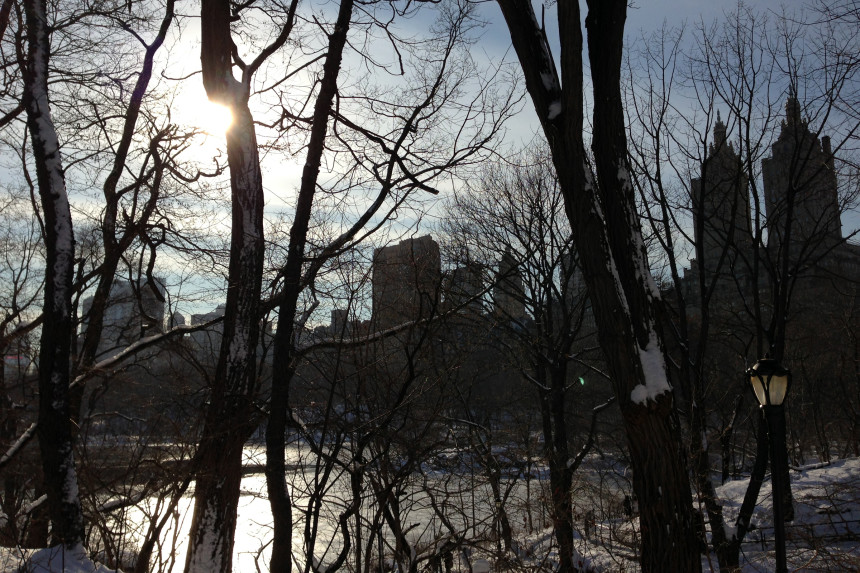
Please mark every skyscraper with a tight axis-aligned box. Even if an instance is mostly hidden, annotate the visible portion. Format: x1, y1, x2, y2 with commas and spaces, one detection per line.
493, 247, 526, 321
762, 96, 841, 260
372, 235, 442, 330
80, 278, 165, 356
692, 112, 754, 280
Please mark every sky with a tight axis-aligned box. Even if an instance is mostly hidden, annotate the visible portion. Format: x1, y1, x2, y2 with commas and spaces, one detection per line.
472, 0, 813, 144
36, 0, 836, 321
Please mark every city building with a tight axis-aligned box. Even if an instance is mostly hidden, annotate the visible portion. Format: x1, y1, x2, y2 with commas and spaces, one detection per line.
79, 278, 165, 357
189, 303, 226, 359
691, 112, 754, 283
371, 235, 442, 330
762, 96, 842, 259
493, 248, 526, 321
444, 262, 485, 316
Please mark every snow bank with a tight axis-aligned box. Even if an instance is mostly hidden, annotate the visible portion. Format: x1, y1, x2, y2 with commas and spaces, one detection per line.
20, 545, 119, 573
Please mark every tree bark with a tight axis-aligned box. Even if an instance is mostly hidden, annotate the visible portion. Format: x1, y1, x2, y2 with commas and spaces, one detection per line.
184, 0, 268, 568
183, 98, 265, 573
540, 366, 575, 572
22, 0, 84, 546
495, 1, 701, 570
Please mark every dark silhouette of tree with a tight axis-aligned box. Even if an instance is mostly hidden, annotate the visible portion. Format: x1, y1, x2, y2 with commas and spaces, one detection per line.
262, 2, 515, 569
21, 0, 84, 546
443, 149, 611, 569
624, 6, 860, 569
183, 0, 292, 569
494, 1, 701, 570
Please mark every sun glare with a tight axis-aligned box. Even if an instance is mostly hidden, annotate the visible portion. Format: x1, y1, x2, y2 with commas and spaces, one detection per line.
199, 100, 233, 135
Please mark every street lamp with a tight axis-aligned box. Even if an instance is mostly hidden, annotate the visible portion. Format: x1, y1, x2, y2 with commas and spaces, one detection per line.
747, 358, 792, 573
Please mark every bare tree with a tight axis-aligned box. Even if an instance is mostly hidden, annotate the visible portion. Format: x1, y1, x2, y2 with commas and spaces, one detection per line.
443, 149, 611, 569
494, 1, 701, 569
181, 0, 297, 568
0, 189, 43, 546
19, 0, 86, 546
73, 0, 177, 393
263, 1, 515, 569
625, 5, 860, 570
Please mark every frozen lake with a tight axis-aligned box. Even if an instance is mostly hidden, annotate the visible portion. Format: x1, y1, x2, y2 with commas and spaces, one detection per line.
108, 442, 570, 572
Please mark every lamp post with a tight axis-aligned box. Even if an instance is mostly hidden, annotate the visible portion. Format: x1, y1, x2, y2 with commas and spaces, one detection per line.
747, 358, 792, 573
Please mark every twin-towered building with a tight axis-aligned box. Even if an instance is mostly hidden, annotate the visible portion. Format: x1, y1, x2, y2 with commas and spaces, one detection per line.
689, 96, 858, 299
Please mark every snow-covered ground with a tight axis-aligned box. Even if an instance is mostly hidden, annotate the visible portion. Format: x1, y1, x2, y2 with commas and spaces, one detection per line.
571, 456, 860, 571
710, 457, 860, 571
3, 456, 858, 572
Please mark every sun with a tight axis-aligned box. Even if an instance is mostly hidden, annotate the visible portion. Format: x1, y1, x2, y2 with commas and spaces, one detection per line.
197, 99, 233, 135
178, 86, 234, 136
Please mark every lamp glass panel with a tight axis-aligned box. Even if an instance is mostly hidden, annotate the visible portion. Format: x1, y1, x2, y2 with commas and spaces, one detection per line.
768, 374, 789, 406
751, 376, 768, 406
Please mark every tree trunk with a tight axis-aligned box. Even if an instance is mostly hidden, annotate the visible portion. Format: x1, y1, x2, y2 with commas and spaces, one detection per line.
22, 0, 84, 547
585, 6, 700, 569
265, 0, 354, 570
690, 400, 735, 571
181, 0, 291, 567
495, 1, 701, 570
183, 100, 264, 572
543, 366, 575, 573
713, 410, 768, 570
183, 1, 268, 563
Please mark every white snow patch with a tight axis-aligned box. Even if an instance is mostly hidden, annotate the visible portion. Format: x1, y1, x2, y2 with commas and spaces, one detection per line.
21, 494, 47, 514
23, 544, 119, 572
0, 422, 37, 466
540, 71, 556, 91
63, 459, 81, 506
724, 523, 737, 541
548, 100, 562, 120
632, 222, 662, 300
630, 334, 672, 404
583, 161, 595, 192
584, 160, 632, 319
185, 496, 226, 573
617, 164, 630, 189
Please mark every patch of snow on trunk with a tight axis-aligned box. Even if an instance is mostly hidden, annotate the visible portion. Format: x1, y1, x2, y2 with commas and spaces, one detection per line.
186, 497, 226, 573
630, 334, 671, 404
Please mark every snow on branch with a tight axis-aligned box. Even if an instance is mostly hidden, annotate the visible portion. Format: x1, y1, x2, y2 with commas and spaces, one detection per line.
0, 422, 37, 470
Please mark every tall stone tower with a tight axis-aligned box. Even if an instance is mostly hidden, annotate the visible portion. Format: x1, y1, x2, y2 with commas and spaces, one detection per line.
762, 96, 841, 258
691, 113, 754, 280
372, 235, 442, 330
493, 248, 526, 321
445, 263, 484, 315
